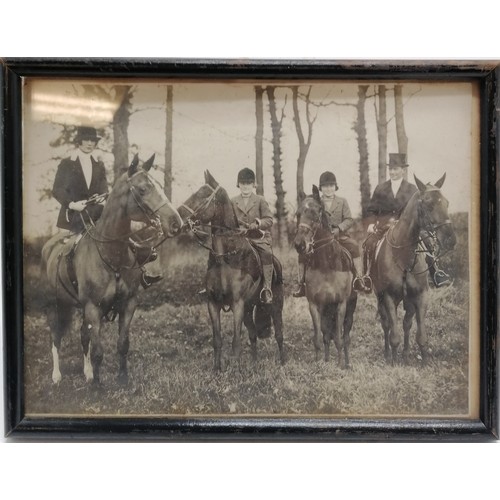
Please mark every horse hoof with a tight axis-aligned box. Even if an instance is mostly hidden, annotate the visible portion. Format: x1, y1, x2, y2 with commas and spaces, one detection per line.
117, 373, 128, 386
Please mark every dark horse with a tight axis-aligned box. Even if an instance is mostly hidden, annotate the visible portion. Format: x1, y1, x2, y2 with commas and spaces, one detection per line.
371, 174, 456, 364
178, 171, 285, 371
41, 155, 182, 384
294, 186, 357, 367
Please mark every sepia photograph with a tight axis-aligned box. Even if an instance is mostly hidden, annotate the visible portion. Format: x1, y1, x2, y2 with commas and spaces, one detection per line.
1, 59, 497, 440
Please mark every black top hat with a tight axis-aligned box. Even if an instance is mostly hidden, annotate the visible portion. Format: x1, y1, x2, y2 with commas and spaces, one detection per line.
74, 126, 101, 144
319, 171, 339, 190
387, 153, 409, 168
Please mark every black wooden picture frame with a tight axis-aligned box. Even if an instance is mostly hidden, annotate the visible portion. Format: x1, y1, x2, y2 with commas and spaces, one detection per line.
1, 58, 498, 441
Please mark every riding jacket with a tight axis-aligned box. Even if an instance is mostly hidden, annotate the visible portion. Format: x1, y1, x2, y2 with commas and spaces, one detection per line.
321, 195, 354, 234
365, 179, 418, 227
231, 192, 273, 247
52, 152, 108, 233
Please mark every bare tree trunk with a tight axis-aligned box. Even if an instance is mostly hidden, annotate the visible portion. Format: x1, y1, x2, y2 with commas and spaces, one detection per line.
112, 86, 132, 182
353, 85, 371, 218
292, 86, 315, 206
394, 84, 409, 180
254, 86, 264, 196
376, 85, 388, 183
164, 85, 173, 199
266, 86, 288, 249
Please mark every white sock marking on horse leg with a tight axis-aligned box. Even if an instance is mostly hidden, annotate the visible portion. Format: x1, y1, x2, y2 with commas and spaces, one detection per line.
51, 344, 62, 384
83, 340, 93, 382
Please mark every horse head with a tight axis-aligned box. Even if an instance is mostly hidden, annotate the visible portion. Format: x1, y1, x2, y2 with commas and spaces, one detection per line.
179, 170, 238, 232
126, 153, 182, 237
414, 173, 456, 253
294, 185, 324, 255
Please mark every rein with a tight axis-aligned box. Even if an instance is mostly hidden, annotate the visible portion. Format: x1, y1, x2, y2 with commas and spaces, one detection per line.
79, 171, 172, 271
385, 192, 453, 273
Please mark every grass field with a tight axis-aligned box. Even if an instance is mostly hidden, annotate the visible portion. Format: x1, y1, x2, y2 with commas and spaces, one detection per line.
22, 217, 472, 418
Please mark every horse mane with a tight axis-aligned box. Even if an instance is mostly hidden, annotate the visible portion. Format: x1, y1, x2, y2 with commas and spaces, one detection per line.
214, 186, 239, 231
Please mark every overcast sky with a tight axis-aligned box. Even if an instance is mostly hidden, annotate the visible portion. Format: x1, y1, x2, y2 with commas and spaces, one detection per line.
23, 79, 478, 238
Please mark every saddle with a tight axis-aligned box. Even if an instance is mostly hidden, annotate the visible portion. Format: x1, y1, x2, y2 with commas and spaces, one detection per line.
207, 240, 283, 285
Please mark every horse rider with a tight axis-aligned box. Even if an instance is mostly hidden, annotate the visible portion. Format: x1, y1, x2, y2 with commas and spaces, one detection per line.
231, 168, 274, 304
361, 153, 452, 290
51, 126, 162, 288
292, 171, 370, 297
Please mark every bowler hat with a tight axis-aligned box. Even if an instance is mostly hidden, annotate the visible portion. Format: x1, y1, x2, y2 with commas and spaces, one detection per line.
387, 153, 409, 168
319, 171, 339, 190
74, 126, 101, 144
237, 168, 256, 186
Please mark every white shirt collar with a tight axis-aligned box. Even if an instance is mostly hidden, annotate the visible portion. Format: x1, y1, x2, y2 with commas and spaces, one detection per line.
70, 150, 96, 162
390, 178, 403, 197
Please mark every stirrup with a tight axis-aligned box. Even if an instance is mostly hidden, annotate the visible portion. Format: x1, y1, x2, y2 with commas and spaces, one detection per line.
352, 276, 366, 293
292, 283, 306, 298
362, 275, 373, 292
260, 287, 273, 304
433, 270, 452, 288
141, 272, 163, 289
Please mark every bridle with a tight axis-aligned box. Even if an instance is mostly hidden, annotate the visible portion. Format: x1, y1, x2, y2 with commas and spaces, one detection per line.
180, 183, 221, 234
79, 170, 175, 272
126, 171, 172, 238
296, 207, 336, 255
386, 187, 453, 273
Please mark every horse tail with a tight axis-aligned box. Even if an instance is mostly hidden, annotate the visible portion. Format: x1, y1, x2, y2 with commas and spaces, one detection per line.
254, 303, 272, 339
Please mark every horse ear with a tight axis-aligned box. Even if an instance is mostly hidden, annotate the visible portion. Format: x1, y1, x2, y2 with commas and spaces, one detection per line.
298, 190, 306, 203
128, 154, 139, 177
312, 184, 321, 202
434, 172, 446, 189
142, 154, 155, 172
414, 174, 427, 193
205, 170, 217, 188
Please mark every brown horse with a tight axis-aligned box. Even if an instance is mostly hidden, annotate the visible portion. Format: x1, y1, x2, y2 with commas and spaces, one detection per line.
294, 186, 357, 367
178, 171, 285, 371
41, 155, 182, 384
371, 174, 456, 364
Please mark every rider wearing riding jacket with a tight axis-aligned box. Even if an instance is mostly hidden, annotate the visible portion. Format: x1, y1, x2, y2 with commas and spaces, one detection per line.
231, 168, 274, 304
52, 126, 108, 234
293, 171, 369, 297
361, 153, 451, 289
52, 126, 161, 288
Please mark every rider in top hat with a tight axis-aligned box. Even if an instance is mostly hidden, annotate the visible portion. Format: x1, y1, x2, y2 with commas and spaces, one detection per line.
293, 170, 369, 297
231, 168, 274, 304
361, 153, 451, 289
52, 126, 108, 234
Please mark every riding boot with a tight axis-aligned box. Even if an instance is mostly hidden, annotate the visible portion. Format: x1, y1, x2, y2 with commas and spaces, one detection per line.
260, 264, 274, 304
352, 256, 371, 293
292, 261, 306, 298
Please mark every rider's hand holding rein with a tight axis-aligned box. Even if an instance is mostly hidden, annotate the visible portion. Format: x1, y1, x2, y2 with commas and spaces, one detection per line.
68, 200, 88, 212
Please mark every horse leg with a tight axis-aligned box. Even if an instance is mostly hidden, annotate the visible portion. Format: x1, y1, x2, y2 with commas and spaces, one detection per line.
207, 300, 223, 372
50, 301, 73, 384
402, 301, 415, 364
415, 294, 430, 365
272, 299, 285, 365
377, 293, 391, 362
332, 302, 347, 368
308, 302, 323, 361
83, 302, 104, 384
116, 297, 137, 385
243, 303, 258, 362
382, 293, 401, 365
231, 300, 245, 368
342, 295, 357, 369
